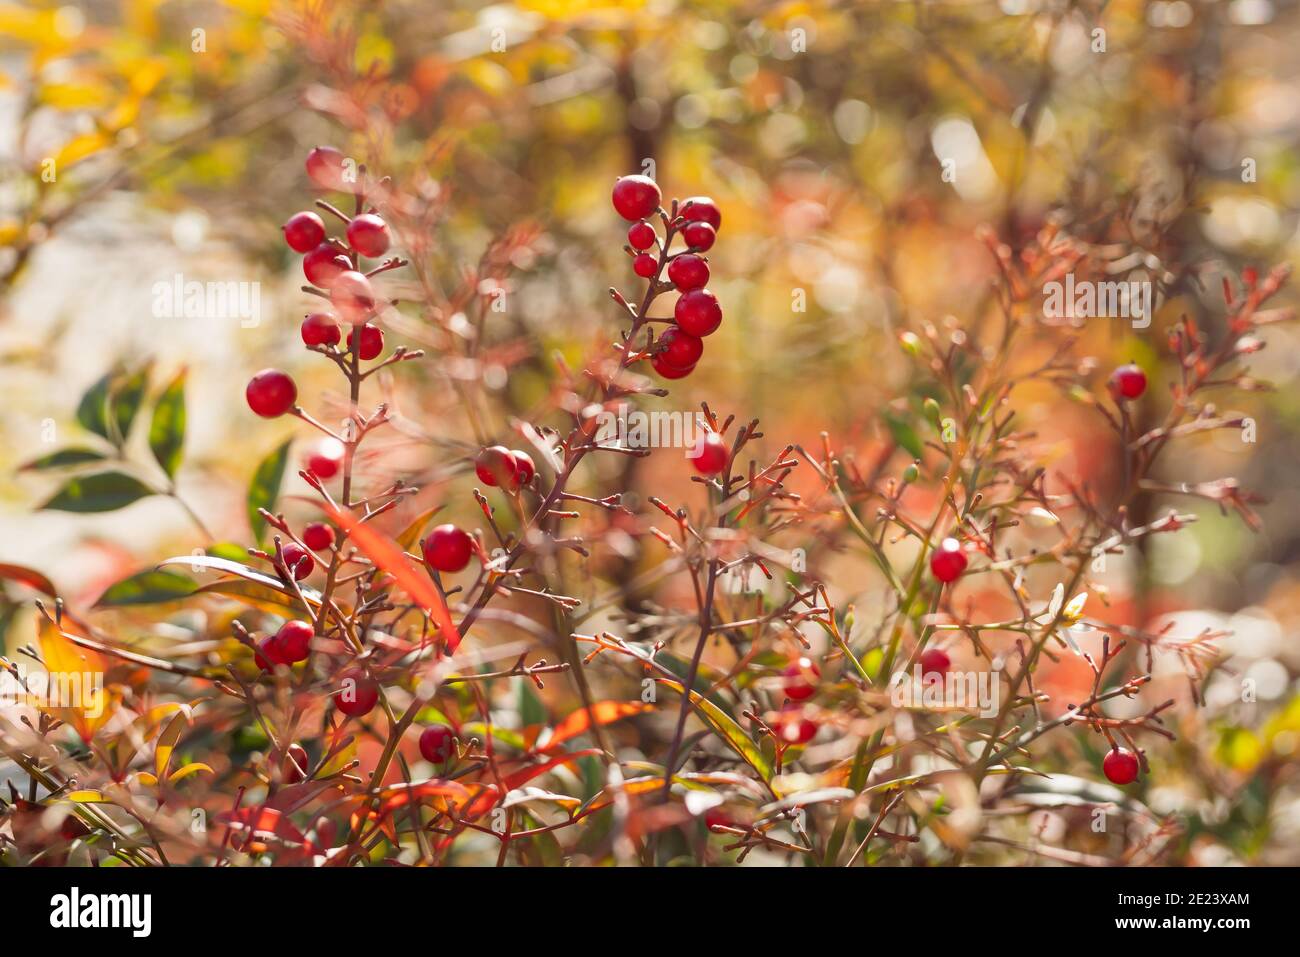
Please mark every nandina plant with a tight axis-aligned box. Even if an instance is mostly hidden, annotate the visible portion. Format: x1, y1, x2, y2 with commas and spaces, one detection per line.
0, 150, 1291, 868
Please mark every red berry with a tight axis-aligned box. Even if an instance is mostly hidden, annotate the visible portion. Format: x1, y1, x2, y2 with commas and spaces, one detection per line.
301, 311, 342, 347
302, 522, 335, 552
929, 538, 967, 583
680, 196, 721, 230
689, 432, 728, 475
511, 450, 535, 485
1108, 363, 1147, 401
633, 253, 657, 278
782, 657, 820, 701
305, 146, 349, 191
275, 619, 314, 663
246, 369, 297, 418
652, 354, 695, 379
283, 211, 326, 253
336, 670, 378, 717
774, 707, 818, 745
1103, 747, 1140, 785
306, 438, 345, 479
681, 220, 716, 251
627, 222, 656, 250
704, 808, 732, 830
612, 175, 661, 221
657, 327, 704, 370
255, 635, 284, 670
284, 743, 310, 784
475, 445, 519, 488
674, 289, 722, 337
347, 322, 384, 361
60, 815, 90, 841
423, 524, 473, 573
918, 648, 951, 679
418, 725, 455, 764
331, 270, 377, 324
303, 243, 351, 287
282, 543, 315, 581
346, 213, 391, 258
667, 253, 709, 291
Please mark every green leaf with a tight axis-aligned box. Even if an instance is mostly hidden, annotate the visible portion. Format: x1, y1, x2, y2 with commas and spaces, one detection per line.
148, 369, 187, 478
109, 364, 151, 444
95, 569, 197, 607
40, 471, 155, 513
247, 439, 291, 545
883, 410, 925, 459
517, 676, 547, 727
75, 371, 115, 440
655, 679, 773, 782
18, 448, 107, 471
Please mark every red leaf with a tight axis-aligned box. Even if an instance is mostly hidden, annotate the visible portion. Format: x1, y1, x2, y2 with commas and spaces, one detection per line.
538, 701, 655, 754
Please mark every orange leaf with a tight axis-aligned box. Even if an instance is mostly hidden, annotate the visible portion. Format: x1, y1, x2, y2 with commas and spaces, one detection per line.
538, 701, 656, 754
322, 502, 462, 651
37, 618, 113, 743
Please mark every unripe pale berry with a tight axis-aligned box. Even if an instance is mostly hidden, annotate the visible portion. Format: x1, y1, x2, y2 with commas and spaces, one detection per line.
306, 438, 345, 479
423, 524, 473, 573
674, 289, 722, 337
1108, 363, 1147, 401
782, 657, 820, 701
681, 220, 716, 251
929, 537, 967, 583
1103, 747, 1140, 785
246, 369, 297, 418
667, 253, 709, 291
657, 327, 704, 370
346, 213, 391, 258
633, 253, 657, 278
301, 311, 341, 347
283, 211, 326, 253
302, 522, 335, 552
303, 243, 351, 287
627, 222, 656, 250
331, 270, 377, 323
680, 196, 721, 230
347, 322, 384, 361
306, 146, 348, 191
689, 432, 728, 475
651, 354, 695, 379
336, 670, 378, 717
612, 175, 661, 221
418, 725, 455, 764
511, 450, 535, 485
919, 648, 950, 679
475, 445, 519, 488
275, 619, 314, 663
282, 543, 315, 580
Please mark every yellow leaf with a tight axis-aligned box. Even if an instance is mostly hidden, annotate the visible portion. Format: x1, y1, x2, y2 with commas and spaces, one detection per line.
54, 131, 111, 170
154, 709, 189, 780
168, 763, 214, 784
65, 789, 109, 803
37, 618, 113, 742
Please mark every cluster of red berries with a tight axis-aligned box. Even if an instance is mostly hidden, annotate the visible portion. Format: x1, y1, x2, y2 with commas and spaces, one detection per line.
611, 175, 725, 381
245, 147, 396, 420
255, 619, 314, 669
474, 445, 536, 491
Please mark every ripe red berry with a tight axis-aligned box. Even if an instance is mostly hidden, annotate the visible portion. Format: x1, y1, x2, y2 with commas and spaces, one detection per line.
657, 327, 704, 370
774, 707, 818, 745
336, 670, 378, 717
929, 537, 967, 583
303, 243, 351, 287
301, 311, 342, 347
475, 445, 519, 488
275, 620, 314, 663
1103, 747, 1140, 785
611, 175, 661, 221
511, 449, 535, 485
918, 648, 951, 679
283, 211, 326, 253
284, 743, 310, 784
667, 253, 709, 291
282, 543, 315, 581
331, 270, 377, 324
255, 635, 285, 670
306, 438, 345, 479
651, 354, 695, 379
305, 146, 349, 191
302, 522, 335, 552
346, 213, 391, 258
674, 289, 722, 337
1108, 363, 1147, 401
680, 196, 721, 230
347, 322, 384, 361
689, 432, 728, 475
704, 808, 732, 830
246, 369, 297, 418
423, 524, 474, 573
627, 222, 656, 250
681, 220, 716, 251
782, 657, 820, 701
633, 253, 657, 278
418, 725, 455, 764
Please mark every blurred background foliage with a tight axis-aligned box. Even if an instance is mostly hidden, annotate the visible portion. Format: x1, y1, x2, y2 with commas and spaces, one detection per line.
2, 0, 1299, 863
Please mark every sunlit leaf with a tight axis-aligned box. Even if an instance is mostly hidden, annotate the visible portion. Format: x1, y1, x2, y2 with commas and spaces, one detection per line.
109, 363, 151, 444
537, 700, 655, 753
247, 438, 290, 545
94, 569, 196, 607
0, 563, 58, 597
655, 679, 773, 782
148, 369, 186, 478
